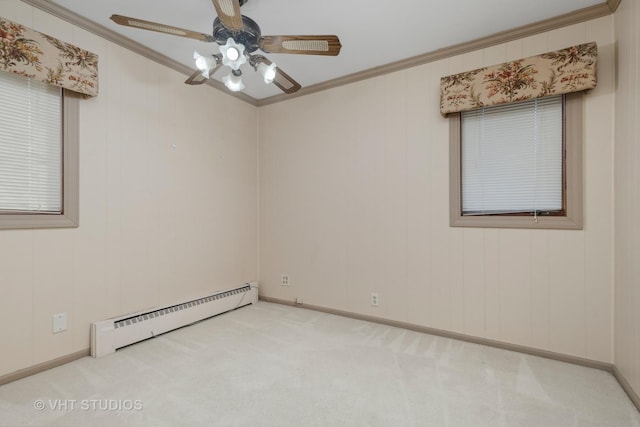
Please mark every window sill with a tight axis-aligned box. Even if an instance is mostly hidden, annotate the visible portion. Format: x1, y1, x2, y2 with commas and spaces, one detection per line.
450, 214, 582, 230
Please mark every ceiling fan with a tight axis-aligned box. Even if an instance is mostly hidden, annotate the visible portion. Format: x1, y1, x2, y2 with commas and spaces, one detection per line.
110, 0, 342, 94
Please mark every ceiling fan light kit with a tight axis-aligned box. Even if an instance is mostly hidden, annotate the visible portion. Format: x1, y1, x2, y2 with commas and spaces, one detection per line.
110, 0, 342, 94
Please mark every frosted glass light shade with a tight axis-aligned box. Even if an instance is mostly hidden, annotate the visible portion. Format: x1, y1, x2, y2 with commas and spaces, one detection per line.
220, 38, 247, 70
258, 62, 277, 84
223, 73, 245, 92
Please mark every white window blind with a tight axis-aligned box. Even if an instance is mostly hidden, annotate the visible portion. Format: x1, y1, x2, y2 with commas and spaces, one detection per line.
0, 71, 62, 213
461, 95, 563, 215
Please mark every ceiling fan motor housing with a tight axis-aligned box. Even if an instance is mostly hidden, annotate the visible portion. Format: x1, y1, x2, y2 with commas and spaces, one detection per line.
213, 16, 261, 53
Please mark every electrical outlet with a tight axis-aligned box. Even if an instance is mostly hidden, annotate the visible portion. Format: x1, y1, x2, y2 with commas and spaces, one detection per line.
295, 297, 303, 304
281, 274, 290, 286
52, 312, 67, 334
370, 293, 379, 307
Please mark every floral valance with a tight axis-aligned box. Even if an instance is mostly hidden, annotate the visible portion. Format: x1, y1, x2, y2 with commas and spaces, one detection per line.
0, 16, 98, 97
440, 42, 597, 116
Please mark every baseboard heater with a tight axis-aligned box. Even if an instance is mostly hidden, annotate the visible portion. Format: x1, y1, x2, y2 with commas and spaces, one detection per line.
91, 282, 258, 358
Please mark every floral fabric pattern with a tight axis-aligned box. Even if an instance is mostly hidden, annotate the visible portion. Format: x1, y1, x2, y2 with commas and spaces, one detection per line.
440, 42, 597, 115
0, 16, 98, 97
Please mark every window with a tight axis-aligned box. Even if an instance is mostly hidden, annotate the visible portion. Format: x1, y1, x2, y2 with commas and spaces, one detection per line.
450, 93, 582, 229
0, 71, 78, 230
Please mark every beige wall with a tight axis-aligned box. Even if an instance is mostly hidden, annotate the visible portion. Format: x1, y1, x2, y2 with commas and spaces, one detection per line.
259, 16, 616, 363
0, 1, 257, 376
614, 0, 640, 399
0, 1, 627, 381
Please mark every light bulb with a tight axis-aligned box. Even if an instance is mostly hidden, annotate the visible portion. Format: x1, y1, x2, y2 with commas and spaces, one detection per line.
226, 47, 239, 61
258, 62, 277, 84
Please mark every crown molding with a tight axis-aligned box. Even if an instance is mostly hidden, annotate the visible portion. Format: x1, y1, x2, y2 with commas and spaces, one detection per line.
20, 0, 258, 106
21, 1, 614, 107
607, 0, 622, 12
257, 2, 613, 106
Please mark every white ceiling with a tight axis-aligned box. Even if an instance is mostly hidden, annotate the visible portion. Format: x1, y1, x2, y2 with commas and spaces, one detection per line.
47, 0, 603, 100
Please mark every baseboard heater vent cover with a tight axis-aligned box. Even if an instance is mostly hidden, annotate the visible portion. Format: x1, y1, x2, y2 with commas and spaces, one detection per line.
91, 282, 258, 358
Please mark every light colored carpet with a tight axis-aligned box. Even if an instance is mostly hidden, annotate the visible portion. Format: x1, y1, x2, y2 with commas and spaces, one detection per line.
0, 301, 638, 426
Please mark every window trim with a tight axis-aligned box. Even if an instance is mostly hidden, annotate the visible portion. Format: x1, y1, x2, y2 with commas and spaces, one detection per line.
0, 89, 79, 230
449, 92, 583, 230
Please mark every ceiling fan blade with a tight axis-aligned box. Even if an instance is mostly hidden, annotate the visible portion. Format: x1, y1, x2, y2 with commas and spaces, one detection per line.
273, 68, 301, 94
110, 15, 214, 42
259, 35, 342, 56
185, 61, 223, 85
185, 70, 208, 85
211, 0, 244, 31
